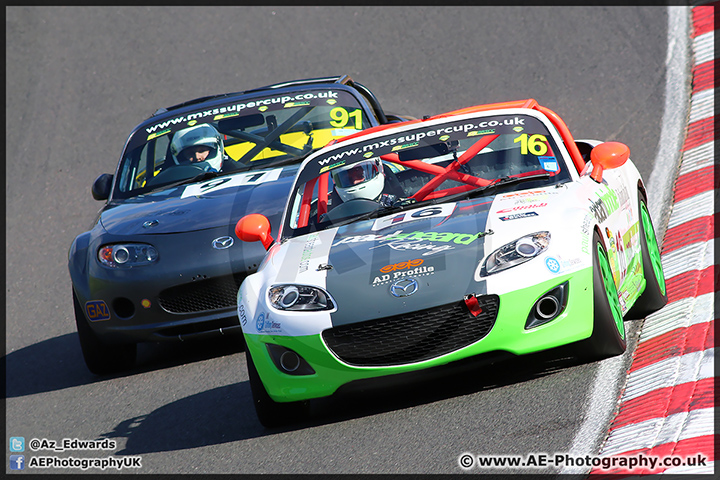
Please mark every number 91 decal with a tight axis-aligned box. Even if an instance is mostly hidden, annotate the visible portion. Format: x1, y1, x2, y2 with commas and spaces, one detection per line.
330, 107, 363, 130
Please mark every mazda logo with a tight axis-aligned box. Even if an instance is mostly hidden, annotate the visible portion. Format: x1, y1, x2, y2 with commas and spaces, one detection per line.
390, 278, 419, 297
212, 236, 234, 250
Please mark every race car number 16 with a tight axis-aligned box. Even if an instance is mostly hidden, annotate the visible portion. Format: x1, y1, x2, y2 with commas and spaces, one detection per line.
372, 204, 456, 231
514, 134, 548, 156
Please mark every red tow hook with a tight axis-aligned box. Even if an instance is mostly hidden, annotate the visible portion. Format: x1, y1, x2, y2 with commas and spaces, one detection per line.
464, 294, 483, 317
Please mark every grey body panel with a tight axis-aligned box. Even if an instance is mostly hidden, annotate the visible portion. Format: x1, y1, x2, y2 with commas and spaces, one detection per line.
324, 198, 494, 326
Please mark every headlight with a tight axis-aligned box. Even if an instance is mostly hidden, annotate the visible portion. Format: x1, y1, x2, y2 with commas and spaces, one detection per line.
98, 243, 158, 268
481, 231, 550, 276
268, 285, 334, 311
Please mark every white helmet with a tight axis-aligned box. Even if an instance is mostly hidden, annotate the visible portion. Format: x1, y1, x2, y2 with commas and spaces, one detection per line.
331, 158, 385, 202
170, 124, 224, 172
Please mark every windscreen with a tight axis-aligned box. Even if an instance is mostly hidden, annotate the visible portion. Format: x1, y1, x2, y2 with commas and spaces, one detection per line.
283, 113, 572, 238
112, 88, 372, 199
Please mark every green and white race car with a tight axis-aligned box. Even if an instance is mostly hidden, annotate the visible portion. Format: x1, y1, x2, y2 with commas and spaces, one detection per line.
235, 99, 667, 427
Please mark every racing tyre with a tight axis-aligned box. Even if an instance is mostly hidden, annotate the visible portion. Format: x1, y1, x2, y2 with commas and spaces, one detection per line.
245, 348, 308, 428
627, 195, 667, 319
73, 290, 136, 375
575, 231, 626, 361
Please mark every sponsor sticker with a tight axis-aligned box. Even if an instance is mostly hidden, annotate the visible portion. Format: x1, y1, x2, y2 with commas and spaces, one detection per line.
544, 255, 583, 275
85, 300, 110, 322
335, 227, 483, 257
499, 212, 539, 221
372, 265, 435, 287
545, 257, 562, 274
538, 156, 559, 172
496, 203, 547, 214
298, 233, 319, 274
380, 258, 424, 273
255, 312, 281, 333
372, 258, 436, 287
238, 303, 248, 327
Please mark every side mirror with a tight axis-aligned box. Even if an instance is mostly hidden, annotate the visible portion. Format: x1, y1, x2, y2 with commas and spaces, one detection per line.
589, 142, 630, 183
235, 214, 274, 250
91, 173, 113, 201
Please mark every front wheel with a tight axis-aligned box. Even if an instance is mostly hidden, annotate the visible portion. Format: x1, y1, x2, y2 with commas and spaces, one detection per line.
575, 231, 626, 361
627, 195, 667, 318
73, 290, 136, 375
245, 348, 308, 428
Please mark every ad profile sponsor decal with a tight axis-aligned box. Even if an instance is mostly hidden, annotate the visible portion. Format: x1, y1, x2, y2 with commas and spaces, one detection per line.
372, 257, 443, 286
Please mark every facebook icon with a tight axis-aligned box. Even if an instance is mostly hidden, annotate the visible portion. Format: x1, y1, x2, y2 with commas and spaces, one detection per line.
10, 455, 25, 470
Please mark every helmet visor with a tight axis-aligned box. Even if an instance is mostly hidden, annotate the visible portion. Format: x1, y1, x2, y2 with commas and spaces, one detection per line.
177, 145, 217, 164
332, 162, 380, 189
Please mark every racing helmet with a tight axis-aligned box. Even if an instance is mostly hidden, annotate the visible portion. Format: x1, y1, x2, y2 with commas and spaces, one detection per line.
170, 124, 224, 172
331, 158, 385, 202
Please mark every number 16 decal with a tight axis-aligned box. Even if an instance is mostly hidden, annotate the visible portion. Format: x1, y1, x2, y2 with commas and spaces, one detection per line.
371, 204, 456, 231
514, 133, 549, 156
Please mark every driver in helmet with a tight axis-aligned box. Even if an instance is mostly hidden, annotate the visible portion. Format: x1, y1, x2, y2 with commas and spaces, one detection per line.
170, 124, 225, 173
330, 158, 410, 208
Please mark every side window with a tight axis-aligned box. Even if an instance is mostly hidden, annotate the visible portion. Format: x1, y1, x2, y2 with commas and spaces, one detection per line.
135, 143, 151, 190
137, 136, 170, 188
152, 135, 170, 176
117, 148, 140, 194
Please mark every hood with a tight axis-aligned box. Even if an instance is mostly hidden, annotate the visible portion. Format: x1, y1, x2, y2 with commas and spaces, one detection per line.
278, 198, 495, 327
100, 167, 297, 235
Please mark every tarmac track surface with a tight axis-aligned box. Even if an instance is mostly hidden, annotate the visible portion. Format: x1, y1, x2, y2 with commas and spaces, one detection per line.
6, 6, 672, 474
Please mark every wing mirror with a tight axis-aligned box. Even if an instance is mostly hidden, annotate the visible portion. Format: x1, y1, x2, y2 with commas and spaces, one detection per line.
589, 142, 629, 183
235, 214, 274, 250
91, 173, 113, 201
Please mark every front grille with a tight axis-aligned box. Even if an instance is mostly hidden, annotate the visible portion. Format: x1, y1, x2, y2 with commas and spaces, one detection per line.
322, 295, 499, 366
158, 273, 246, 314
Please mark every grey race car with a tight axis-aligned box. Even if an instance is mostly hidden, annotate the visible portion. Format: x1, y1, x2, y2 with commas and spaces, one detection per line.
68, 75, 408, 374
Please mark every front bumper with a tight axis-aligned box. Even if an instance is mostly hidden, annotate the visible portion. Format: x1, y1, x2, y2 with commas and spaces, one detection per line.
71, 227, 268, 344
245, 267, 594, 402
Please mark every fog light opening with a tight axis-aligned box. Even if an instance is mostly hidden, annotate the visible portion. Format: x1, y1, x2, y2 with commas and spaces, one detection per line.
525, 281, 569, 330
112, 297, 135, 319
536, 295, 560, 320
266, 343, 316, 375
279, 351, 301, 373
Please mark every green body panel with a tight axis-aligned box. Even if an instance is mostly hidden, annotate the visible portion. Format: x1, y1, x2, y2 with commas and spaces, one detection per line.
640, 202, 666, 295
617, 253, 646, 313
245, 267, 595, 402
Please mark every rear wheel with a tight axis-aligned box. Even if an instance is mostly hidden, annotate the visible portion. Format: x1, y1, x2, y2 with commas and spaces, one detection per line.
245, 348, 308, 428
575, 231, 626, 361
73, 290, 136, 375
627, 195, 667, 318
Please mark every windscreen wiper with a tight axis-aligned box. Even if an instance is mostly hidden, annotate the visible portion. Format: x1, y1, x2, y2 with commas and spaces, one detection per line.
152, 171, 221, 191
327, 202, 407, 228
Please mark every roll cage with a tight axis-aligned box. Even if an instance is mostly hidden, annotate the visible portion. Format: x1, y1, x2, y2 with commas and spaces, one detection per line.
292, 100, 574, 230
